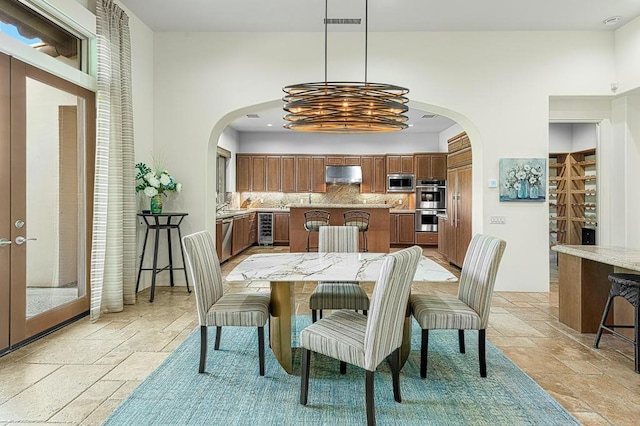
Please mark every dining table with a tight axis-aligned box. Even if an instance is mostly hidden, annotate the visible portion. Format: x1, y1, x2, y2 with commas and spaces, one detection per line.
226, 251, 458, 374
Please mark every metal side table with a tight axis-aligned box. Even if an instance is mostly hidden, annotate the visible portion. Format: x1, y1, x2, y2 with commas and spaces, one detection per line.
136, 212, 191, 302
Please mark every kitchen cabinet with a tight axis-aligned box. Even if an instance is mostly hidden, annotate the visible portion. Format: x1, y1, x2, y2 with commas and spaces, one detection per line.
251, 156, 266, 192
273, 212, 290, 244
231, 214, 247, 256
416, 231, 438, 246
310, 156, 326, 193
344, 156, 361, 165
295, 156, 311, 192
266, 156, 281, 192
386, 155, 414, 174
360, 155, 386, 193
281, 156, 296, 192
438, 132, 472, 267
390, 212, 415, 245
216, 220, 223, 261
236, 154, 251, 191
326, 156, 344, 165
248, 212, 257, 245
415, 153, 447, 180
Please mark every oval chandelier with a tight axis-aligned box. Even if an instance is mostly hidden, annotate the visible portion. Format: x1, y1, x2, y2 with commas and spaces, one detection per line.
283, 0, 409, 133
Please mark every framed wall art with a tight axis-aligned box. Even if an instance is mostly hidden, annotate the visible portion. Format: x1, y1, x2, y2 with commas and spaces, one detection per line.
499, 158, 546, 202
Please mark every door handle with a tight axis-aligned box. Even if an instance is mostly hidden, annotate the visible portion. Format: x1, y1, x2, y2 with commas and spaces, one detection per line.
0, 238, 11, 248
15, 236, 37, 245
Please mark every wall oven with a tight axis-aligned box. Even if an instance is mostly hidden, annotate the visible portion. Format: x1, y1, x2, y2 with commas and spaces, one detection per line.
415, 179, 446, 210
415, 209, 446, 232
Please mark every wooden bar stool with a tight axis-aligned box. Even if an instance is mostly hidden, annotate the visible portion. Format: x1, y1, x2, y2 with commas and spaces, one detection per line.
343, 210, 370, 252
303, 210, 330, 252
593, 273, 640, 373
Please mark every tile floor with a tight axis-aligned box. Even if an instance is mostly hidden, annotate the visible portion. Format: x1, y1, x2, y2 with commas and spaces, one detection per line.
0, 246, 638, 425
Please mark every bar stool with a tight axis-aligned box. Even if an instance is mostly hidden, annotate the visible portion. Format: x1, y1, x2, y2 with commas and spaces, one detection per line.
343, 210, 370, 252
304, 210, 330, 252
593, 273, 640, 373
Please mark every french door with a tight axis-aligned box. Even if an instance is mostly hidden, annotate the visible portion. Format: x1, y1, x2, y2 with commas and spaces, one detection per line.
0, 53, 95, 353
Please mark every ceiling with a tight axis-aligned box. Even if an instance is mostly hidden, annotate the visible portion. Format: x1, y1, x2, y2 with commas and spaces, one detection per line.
118, 0, 640, 134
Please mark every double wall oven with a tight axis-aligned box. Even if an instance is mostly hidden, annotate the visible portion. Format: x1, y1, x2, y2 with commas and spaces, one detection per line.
415, 180, 447, 232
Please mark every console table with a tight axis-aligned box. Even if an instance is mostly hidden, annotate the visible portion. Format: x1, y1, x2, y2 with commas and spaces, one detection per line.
552, 245, 640, 333
136, 212, 191, 302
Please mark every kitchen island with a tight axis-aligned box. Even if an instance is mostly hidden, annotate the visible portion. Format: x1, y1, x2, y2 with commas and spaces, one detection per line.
289, 204, 394, 253
552, 244, 640, 335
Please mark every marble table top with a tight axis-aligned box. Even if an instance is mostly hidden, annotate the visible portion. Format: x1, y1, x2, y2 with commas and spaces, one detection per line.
226, 252, 458, 283
551, 245, 640, 272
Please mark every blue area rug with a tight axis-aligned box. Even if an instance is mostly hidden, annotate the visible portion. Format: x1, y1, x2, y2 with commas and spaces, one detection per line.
105, 318, 578, 425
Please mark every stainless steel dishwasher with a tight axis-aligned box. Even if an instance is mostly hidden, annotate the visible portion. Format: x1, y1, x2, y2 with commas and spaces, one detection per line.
221, 218, 233, 260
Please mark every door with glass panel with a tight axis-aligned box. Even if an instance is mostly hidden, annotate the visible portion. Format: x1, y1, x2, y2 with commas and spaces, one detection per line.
0, 53, 94, 353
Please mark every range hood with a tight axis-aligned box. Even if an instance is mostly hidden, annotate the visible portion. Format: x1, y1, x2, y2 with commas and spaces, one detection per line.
325, 165, 362, 184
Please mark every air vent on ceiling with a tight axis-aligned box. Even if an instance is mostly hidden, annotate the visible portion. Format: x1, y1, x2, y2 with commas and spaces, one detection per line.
421, 114, 438, 119
324, 18, 361, 25
246, 114, 260, 119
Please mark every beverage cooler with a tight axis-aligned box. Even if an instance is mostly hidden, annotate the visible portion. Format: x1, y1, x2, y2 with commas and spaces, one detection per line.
258, 212, 273, 245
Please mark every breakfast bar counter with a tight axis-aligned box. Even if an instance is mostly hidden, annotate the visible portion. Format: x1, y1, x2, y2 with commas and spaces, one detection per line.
551, 245, 640, 334
288, 204, 394, 253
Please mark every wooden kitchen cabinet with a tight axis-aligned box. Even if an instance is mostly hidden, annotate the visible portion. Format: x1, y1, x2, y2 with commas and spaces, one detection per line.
273, 212, 290, 244
325, 156, 344, 165
281, 156, 296, 192
248, 212, 257, 245
295, 156, 311, 192
390, 212, 415, 245
415, 153, 447, 180
416, 231, 438, 246
236, 154, 251, 191
361, 156, 386, 193
216, 220, 223, 261
344, 156, 361, 165
231, 215, 247, 256
251, 156, 266, 192
266, 156, 281, 192
386, 155, 414, 174
310, 156, 326, 193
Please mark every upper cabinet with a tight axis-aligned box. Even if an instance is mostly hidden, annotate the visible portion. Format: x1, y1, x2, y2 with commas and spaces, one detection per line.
236, 154, 251, 191
360, 155, 386, 193
415, 153, 447, 180
281, 156, 296, 192
251, 156, 266, 192
310, 156, 326, 193
386, 155, 414, 174
266, 156, 281, 192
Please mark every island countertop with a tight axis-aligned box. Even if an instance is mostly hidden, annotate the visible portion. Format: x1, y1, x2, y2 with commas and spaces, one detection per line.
288, 203, 394, 209
551, 245, 640, 272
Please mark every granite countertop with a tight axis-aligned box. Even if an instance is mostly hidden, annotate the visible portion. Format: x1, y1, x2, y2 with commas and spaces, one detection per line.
551, 245, 640, 272
391, 209, 415, 213
288, 203, 394, 209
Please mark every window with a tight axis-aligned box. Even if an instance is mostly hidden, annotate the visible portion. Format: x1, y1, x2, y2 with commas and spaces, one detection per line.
0, 0, 82, 70
217, 147, 231, 205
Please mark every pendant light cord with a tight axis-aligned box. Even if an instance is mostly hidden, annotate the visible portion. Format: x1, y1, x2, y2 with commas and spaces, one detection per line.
324, 0, 328, 85
365, 0, 368, 84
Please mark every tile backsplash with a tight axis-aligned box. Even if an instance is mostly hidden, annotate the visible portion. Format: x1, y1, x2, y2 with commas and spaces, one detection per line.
237, 184, 413, 210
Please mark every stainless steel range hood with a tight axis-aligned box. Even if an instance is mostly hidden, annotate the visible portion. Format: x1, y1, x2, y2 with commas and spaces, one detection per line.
325, 165, 362, 184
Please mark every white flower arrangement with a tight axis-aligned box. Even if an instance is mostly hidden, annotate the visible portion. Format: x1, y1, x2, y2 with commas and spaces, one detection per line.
135, 162, 182, 198
503, 162, 543, 191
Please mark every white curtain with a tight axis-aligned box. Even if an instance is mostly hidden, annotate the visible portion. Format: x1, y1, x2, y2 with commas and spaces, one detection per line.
90, 0, 136, 321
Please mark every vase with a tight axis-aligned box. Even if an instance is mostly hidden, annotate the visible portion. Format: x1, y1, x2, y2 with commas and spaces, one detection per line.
529, 185, 539, 200
150, 194, 163, 214
508, 188, 517, 199
517, 180, 529, 199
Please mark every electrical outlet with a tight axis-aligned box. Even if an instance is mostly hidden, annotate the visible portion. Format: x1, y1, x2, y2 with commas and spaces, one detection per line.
397, 199, 402, 204
490, 215, 506, 224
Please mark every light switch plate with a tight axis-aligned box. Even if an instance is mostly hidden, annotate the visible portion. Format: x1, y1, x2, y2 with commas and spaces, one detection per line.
490, 215, 506, 224
488, 179, 498, 188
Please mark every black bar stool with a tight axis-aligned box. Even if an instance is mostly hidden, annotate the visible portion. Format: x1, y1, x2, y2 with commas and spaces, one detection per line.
303, 210, 330, 252
593, 273, 640, 373
344, 210, 370, 252
136, 212, 191, 302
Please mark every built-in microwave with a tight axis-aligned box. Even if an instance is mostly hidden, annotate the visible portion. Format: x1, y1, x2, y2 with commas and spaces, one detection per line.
387, 174, 415, 192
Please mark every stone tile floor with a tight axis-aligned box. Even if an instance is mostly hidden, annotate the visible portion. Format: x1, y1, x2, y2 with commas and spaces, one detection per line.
0, 246, 638, 425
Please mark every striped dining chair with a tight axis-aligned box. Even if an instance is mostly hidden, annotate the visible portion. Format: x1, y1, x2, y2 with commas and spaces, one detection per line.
308, 226, 370, 323
182, 231, 271, 376
410, 234, 506, 379
300, 245, 422, 426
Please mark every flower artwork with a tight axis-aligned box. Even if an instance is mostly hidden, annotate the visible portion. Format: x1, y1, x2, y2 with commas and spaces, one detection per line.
499, 158, 546, 202
135, 162, 182, 213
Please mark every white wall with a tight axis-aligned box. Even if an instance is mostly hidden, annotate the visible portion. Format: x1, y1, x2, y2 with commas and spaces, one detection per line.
148, 29, 624, 293
615, 16, 640, 93
439, 124, 464, 152
238, 131, 441, 154
549, 123, 597, 152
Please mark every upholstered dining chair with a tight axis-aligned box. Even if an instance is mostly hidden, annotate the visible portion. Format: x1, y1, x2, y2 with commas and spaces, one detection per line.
410, 234, 506, 379
303, 210, 331, 252
182, 231, 271, 376
309, 226, 370, 323
300, 245, 422, 426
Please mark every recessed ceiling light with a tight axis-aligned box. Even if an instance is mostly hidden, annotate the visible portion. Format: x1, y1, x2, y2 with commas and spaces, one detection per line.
408, 124, 414, 127
603, 16, 621, 25
267, 123, 273, 127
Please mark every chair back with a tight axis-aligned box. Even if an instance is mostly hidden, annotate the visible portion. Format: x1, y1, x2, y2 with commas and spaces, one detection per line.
182, 231, 225, 326
343, 210, 370, 231
318, 226, 359, 253
304, 210, 331, 231
364, 245, 422, 370
457, 234, 507, 329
